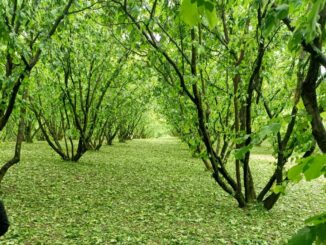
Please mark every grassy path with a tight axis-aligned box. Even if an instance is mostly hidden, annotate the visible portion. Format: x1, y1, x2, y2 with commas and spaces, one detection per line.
0, 137, 324, 244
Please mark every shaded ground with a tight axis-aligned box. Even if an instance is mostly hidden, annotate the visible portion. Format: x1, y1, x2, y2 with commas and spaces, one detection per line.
0, 137, 325, 244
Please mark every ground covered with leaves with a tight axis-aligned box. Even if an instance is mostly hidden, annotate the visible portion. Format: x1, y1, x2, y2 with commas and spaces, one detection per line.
0, 138, 325, 244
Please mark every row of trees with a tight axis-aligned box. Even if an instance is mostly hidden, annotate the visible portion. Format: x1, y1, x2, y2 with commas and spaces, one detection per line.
134, 1, 326, 241
0, 0, 325, 216
107, 0, 326, 211
0, 1, 153, 182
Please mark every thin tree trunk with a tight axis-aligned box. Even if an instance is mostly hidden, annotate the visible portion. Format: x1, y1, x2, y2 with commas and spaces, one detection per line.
0, 90, 27, 183
107, 128, 118, 146
24, 121, 33, 143
233, 73, 243, 203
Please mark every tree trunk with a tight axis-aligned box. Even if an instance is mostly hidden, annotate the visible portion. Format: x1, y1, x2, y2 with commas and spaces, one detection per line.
107, 128, 118, 146
24, 121, 33, 143
201, 158, 213, 171
233, 72, 243, 203
0, 90, 27, 183
301, 58, 326, 153
71, 139, 87, 162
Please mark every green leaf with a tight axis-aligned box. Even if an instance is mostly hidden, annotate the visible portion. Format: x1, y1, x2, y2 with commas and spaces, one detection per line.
287, 213, 326, 245
272, 184, 286, 194
288, 164, 304, 182
303, 154, 326, 181
262, 13, 278, 37
305, 212, 326, 227
204, 4, 218, 29
286, 227, 315, 245
313, 222, 326, 243
288, 154, 326, 182
274, 4, 289, 20
262, 4, 288, 37
203, 1, 214, 11
253, 122, 281, 144
234, 145, 252, 160
304, 0, 324, 43
180, 0, 200, 27
288, 29, 303, 52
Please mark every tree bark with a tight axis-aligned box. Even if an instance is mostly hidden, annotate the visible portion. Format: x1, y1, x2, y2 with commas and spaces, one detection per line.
301, 58, 326, 153
0, 90, 27, 183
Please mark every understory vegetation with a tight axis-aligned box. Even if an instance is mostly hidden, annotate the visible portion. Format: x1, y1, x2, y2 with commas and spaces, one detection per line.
0, 138, 324, 244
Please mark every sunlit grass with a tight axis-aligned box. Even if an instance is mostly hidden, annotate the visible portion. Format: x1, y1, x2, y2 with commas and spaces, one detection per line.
0, 138, 324, 244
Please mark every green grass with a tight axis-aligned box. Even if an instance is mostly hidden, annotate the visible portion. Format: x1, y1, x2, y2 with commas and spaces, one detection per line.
0, 137, 325, 244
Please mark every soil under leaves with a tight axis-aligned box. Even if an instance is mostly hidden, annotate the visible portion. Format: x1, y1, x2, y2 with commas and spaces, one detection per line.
0, 137, 325, 244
